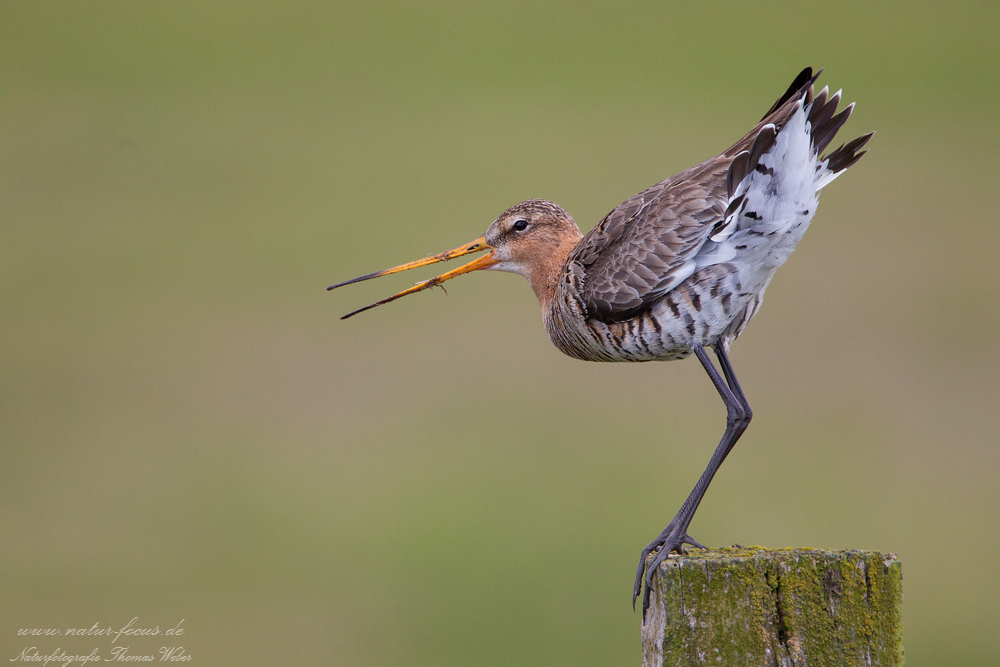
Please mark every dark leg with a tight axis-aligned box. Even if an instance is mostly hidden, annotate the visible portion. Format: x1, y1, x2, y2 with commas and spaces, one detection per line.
713, 342, 752, 428
633, 343, 753, 618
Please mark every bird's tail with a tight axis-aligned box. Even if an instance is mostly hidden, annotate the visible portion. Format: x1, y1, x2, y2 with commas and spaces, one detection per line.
713, 70, 873, 240
805, 84, 874, 190
748, 68, 875, 194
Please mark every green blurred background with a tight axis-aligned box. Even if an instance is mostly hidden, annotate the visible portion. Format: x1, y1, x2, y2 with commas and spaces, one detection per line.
2, 2, 997, 665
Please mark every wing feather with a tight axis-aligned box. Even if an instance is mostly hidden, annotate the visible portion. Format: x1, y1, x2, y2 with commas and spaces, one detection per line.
569, 68, 821, 324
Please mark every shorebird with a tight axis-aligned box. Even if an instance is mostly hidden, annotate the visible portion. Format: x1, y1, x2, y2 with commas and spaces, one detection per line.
329, 68, 872, 618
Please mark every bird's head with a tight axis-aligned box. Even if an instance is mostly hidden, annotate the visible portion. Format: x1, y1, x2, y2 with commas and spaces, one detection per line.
329, 199, 582, 318
483, 199, 582, 279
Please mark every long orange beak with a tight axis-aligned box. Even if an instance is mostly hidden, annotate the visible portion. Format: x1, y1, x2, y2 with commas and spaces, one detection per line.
328, 236, 497, 319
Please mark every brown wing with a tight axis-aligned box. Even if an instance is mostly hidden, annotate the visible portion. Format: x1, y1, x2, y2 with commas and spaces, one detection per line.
569, 68, 820, 324
568, 160, 729, 323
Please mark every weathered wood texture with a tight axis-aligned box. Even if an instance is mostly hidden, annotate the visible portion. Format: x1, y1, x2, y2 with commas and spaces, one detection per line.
642, 547, 903, 667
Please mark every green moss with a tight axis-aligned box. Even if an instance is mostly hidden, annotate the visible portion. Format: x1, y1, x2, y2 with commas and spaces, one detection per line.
645, 548, 903, 667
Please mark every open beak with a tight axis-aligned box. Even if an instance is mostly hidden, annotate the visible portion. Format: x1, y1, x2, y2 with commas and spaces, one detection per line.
328, 236, 497, 319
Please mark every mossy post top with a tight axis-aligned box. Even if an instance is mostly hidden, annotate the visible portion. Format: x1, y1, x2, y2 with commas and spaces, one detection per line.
642, 547, 903, 667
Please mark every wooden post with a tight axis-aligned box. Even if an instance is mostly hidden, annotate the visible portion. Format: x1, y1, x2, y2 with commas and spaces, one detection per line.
641, 547, 903, 667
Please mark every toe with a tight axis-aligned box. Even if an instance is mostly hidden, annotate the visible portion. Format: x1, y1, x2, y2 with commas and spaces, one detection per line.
683, 533, 707, 549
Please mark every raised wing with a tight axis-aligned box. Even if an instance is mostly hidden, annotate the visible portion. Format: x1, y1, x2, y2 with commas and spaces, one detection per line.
569, 68, 827, 324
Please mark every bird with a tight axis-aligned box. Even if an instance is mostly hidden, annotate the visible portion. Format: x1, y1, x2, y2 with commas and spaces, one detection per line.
328, 67, 873, 618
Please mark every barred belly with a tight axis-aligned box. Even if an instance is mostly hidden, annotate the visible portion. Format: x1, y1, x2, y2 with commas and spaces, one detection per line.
545, 262, 773, 363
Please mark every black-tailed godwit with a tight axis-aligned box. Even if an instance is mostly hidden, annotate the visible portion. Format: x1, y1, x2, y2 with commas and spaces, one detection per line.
329, 67, 873, 617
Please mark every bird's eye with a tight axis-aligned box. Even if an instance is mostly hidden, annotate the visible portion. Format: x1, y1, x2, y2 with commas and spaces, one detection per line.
513, 219, 529, 232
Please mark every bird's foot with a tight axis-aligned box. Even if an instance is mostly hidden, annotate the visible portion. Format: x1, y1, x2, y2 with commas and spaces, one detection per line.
633, 523, 706, 619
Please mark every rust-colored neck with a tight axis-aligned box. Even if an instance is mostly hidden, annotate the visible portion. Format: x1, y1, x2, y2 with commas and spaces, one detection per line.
524, 230, 581, 312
